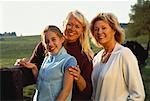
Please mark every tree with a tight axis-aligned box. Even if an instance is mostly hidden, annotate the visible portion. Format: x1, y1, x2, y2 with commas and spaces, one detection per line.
11, 32, 17, 36
127, 0, 150, 39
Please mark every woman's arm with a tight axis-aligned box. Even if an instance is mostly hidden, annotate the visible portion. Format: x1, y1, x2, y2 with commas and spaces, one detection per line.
122, 48, 145, 100
18, 60, 38, 79
29, 41, 45, 69
56, 68, 74, 100
14, 41, 45, 86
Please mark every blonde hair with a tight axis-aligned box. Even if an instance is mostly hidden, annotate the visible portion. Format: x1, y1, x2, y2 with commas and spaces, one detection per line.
63, 10, 94, 60
90, 13, 125, 47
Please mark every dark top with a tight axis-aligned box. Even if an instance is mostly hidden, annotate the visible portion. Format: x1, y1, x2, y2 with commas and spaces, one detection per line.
64, 40, 93, 101
22, 40, 93, 100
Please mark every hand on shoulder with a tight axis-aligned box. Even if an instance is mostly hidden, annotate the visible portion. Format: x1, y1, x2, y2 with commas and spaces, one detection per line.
68, 65, 81, 81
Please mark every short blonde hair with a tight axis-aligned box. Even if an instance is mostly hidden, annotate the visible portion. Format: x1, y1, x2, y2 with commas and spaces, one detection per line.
90, 13, 125, 46
63, 10, 94, 60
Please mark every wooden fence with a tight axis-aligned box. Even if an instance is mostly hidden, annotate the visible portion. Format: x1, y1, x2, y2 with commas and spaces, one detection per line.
0, 67, 35, 101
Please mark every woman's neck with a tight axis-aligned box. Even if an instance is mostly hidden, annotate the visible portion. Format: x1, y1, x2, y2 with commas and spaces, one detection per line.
103, 41, 116, 54
65, 39, 80, 46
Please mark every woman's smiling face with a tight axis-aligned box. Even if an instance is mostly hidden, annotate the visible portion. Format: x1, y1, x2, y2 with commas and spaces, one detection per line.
93, 20, 115, 46
64, 15, 84, 43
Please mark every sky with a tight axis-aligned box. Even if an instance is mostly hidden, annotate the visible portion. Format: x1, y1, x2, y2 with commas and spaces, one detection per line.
0, 0, 137, 36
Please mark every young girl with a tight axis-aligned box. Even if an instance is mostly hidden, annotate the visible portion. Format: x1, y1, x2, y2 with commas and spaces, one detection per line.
18, 25, 77, 101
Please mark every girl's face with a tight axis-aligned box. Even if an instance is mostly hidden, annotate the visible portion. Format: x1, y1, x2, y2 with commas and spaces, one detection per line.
45, 31, 64, 55
93, 20, 116, 46
64, 15, 84, 43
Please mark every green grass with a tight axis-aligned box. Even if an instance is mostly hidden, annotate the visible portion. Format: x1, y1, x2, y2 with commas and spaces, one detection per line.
23, 84, 36, 100
141, 67, 150, 100
0, 35, 149, 100
0, 36, 40, 67
142, 58, 150, 101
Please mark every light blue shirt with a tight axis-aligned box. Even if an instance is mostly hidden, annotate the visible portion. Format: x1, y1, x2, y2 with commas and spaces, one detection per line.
33, 47, 77, 101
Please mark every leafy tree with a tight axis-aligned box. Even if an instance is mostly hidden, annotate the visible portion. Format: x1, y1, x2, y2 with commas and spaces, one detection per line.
127, 0, 150, 39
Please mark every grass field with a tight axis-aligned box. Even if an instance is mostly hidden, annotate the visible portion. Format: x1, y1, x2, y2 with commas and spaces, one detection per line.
0, 35, 150, 100
0, 36, 40, 67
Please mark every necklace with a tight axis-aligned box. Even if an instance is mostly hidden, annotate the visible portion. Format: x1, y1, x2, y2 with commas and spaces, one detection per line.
101, 51, 112, 63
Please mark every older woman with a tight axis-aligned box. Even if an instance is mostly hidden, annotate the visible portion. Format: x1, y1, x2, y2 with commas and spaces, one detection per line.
90, 12, 145, 101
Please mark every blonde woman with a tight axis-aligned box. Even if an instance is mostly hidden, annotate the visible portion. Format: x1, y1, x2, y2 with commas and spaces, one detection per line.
90, 13, 145, 101
63, 10, 94, 100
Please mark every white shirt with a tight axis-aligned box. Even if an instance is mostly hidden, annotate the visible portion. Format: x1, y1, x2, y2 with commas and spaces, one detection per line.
91, 43, 145, 101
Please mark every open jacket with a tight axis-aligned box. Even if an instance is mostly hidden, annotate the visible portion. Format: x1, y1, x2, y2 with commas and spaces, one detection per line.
92, 43, 145, 101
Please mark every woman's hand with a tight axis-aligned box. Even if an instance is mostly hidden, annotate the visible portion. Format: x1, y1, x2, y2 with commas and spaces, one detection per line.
68, 65, 86, 91
68, 65, 81, 81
